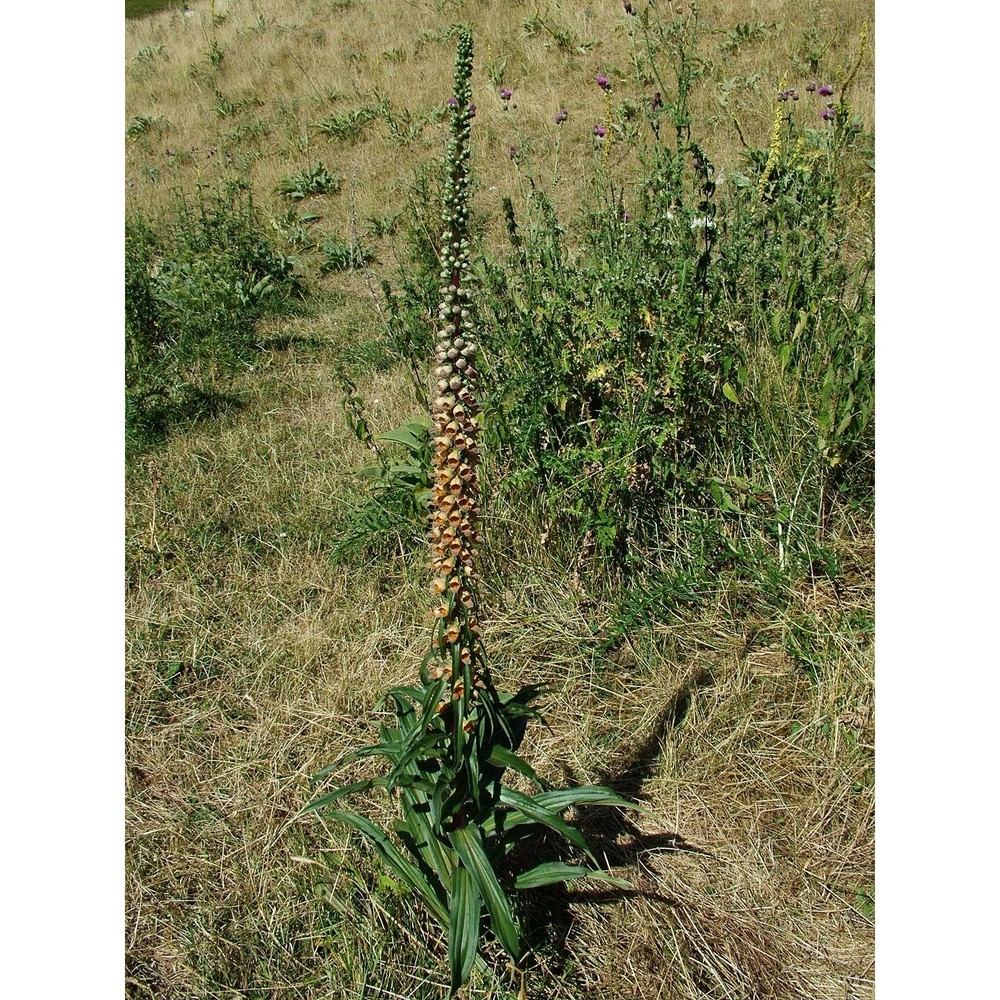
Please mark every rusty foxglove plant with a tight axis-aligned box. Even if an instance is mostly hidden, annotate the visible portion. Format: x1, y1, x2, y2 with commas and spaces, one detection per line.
309, 27, 635, 996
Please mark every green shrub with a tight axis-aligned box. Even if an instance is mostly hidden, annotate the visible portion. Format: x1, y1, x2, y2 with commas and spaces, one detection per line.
125, 182, 304, 454
473, 21, 873, 576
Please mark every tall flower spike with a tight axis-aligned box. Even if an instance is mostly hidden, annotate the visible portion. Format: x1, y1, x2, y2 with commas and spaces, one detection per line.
427, 26, 487, 735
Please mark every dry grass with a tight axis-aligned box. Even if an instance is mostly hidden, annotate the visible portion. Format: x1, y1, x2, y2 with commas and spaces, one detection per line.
126, 0, 873, 273
126, 327, 873, 998
126, 1, 874, 996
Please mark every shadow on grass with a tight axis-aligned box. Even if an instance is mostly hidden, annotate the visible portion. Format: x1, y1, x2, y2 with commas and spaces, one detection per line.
126, 386, 245, 459
256, 332, 330, 352
516, 664, 717, 978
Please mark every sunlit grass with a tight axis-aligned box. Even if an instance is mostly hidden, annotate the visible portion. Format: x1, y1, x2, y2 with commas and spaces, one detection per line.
125, 2, 874, 997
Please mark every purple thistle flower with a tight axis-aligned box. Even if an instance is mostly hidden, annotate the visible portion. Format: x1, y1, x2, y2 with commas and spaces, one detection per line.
820, 106, 836, 121
806, 80, 817, 93
596, 74, 611, 91
499, 87, 513, 101
791, 89, 800, 101
622, 210, 631, 221
777, 90, 789, 102
554, 108, 569, 125
818, 83, 834, 97
651, 91, 663, 111
509, 144, 517, 160
447, 97, 459, 107
593, 124, 607, 138
468, 102, 476, 117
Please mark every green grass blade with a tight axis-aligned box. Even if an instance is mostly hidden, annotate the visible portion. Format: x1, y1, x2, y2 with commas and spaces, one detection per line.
449, 865, 482, 994
450, 824, 522, 962
514, 861, 631, 890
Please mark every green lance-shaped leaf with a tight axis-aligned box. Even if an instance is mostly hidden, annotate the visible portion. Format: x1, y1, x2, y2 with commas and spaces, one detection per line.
449, 864, 482, 994
324, 809, 449, 926
487, 744, 550, 790
303, 778, 387, 814
483, 784, 641, 842
495, 787, 596, 862
525, 785, 641, 814
450, 823, 523, 963
514, 861, 630, 891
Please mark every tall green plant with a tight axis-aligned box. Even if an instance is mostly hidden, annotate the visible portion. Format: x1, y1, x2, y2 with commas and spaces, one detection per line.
309, 29, 635, 995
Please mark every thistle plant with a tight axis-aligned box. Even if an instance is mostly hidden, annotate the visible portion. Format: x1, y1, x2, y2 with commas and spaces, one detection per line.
309, 28, 635, 996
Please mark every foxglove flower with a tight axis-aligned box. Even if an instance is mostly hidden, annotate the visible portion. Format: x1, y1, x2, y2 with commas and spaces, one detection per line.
428, 27, 486, 723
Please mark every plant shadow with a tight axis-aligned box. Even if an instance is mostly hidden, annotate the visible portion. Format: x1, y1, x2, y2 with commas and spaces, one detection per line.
516, 664, 716, 977
126, 387, 245, 458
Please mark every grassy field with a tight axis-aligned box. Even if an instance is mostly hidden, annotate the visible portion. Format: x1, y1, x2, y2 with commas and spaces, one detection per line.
126, 1, 874, 997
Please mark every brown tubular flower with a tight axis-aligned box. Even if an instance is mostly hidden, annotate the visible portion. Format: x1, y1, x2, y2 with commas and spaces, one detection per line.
426, 28, 485, 736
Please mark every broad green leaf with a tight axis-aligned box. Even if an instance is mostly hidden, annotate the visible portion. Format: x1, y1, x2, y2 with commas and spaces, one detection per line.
303, 779, 384, 814
388, 685, 426, 705
311, 741, 398, 780
531, 786, 640, 814
497, 788, 595, 861
396, 823, 454, 896
485, 785, 640, 837
487, 745, 549, 790
450, 824, 522, 962
377, 427, 424, 451
514, 861, 631, 890
722, 382, 740, 404
449, 865, 482, 994
326, 809, 448, 925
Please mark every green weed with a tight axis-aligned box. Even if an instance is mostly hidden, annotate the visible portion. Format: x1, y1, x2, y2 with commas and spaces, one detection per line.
319, 237, 373, 273
276, 162, 341, 200
125, 182, 304, 455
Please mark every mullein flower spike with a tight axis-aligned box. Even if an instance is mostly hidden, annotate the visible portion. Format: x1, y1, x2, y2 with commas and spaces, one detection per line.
429, 27, 485, 728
